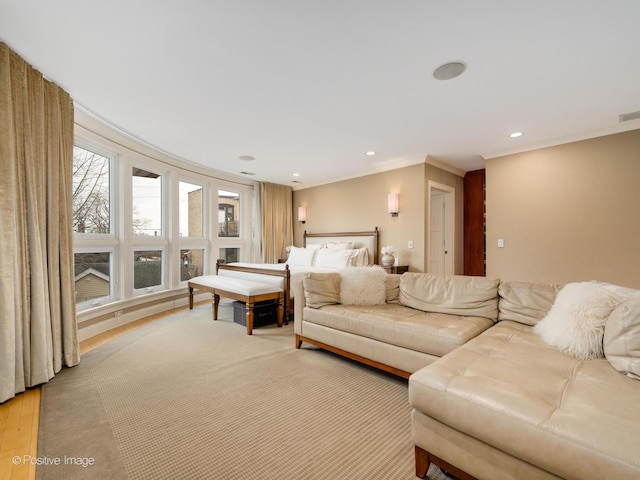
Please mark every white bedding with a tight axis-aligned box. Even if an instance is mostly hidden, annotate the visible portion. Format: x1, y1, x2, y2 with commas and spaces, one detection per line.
217, 263, 338, 298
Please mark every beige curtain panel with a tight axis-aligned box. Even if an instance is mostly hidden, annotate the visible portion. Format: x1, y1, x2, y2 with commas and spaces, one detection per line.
261, 182, 293, 263
0, 43, 79, 403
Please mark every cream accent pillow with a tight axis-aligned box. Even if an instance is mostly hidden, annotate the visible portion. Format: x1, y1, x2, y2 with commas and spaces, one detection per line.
339, 266, 387, 305
302, 272, 341, 309
604, 296, 640, 380
287, 246, 316, 266
534, 281, 625, 360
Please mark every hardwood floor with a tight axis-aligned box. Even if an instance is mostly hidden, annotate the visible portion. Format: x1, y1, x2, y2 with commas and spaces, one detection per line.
0, 304, 198, 480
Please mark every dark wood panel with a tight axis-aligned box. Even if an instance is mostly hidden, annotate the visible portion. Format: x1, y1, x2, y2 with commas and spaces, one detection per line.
463, 169, 486, 276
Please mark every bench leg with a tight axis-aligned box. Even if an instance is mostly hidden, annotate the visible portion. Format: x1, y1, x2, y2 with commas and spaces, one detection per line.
246, 301, 254, 335
277, 294, 284, 328
188, 286, 194, 309
213, 294, 220, 320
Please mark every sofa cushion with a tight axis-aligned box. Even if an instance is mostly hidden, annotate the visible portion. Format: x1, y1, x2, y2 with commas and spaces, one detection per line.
399, 273, 499, 320
303, 303, 494, 357
303, 272, 341, 308
409, 321, 640, 479
498, 280, 561, 326
604, 296, 640, 380
339, 266, 386, 305
385, 274, 401, 303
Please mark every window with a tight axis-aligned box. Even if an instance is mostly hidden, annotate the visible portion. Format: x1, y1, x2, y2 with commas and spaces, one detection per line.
74, 252, 112, 304
179, 181, 203, 238
73, 146, 110, 234
72, 130, 254, 314
180, 248, 204, 280
73, 145, 116, 307
134, 250, 163, 290
218, 190, 240, 238
218, 247, 239, 264
132, 167, 162, 236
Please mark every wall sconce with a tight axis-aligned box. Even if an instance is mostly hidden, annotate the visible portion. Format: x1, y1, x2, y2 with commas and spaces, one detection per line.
298, 206, 307, 224
388, 193, 399, 217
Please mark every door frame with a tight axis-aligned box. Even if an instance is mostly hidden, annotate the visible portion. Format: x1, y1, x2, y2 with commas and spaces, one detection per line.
427, 181, 455, 275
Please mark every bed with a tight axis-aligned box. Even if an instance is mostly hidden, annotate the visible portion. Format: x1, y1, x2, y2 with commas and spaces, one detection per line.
216, 227, 380, 319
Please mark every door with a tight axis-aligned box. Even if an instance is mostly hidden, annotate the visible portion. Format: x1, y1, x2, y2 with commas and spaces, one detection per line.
428, 182, 455, 275
430, 194, 446, 274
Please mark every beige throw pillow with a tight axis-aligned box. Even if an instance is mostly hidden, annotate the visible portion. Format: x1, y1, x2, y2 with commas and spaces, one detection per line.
302, 272, 341, 309
340, 266, 387, 306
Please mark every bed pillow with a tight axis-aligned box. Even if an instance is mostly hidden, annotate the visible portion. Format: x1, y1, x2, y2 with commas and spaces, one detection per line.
303, 243, 325, 251
314, 248, 354, 268
286, 246, 316, 266
604, 296, 640, 380
533, 281, 626, 360
303, 272, 341, 309
339, 266, 387, 306
325, 241, 354, 250
348, 248, 369, 267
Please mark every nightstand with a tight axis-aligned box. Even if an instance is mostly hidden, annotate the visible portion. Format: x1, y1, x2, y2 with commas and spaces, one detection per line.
381, 265, 409, 274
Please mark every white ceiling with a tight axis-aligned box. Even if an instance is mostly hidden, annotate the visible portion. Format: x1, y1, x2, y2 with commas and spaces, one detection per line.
2, 1, 640, 188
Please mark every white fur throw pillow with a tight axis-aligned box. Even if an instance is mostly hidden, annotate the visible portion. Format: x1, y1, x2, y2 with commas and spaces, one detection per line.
339, 266, 387, 306
534, 281, 625, 360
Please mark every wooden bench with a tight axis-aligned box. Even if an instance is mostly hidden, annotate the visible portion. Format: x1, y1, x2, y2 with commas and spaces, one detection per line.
188, 275, 284, 335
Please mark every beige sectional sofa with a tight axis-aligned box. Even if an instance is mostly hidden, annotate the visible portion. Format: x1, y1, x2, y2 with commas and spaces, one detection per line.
294, 270, 500, 377
294, 270, 640, 480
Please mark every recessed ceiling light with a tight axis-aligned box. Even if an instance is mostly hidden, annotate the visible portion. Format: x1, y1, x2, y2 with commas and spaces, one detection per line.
238, 155, 255, 161
433, 62, 467, 81
366, 151, 376, 156
509, 132, 524, 138
293, 173, 300, 177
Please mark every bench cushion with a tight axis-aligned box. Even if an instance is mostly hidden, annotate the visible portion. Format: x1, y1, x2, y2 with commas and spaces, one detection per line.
190, 275, 282, 296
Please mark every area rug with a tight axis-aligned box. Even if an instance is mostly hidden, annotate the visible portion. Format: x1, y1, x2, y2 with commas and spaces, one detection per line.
38, 302, 448, 479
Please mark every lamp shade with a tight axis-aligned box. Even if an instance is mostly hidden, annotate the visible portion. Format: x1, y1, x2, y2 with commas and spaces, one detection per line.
388, 193, 399, 216
298, 206, 307, 223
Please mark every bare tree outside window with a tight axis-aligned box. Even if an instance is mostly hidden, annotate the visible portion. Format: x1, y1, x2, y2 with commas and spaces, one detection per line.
72, 146, 110, 234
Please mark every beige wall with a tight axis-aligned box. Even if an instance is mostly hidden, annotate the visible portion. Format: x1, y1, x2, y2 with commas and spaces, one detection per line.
293, 162, 464, 273
486, 128, 640, 288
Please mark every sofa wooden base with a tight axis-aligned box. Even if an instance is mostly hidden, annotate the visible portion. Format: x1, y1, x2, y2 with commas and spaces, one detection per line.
415, 446, 477, 480
295, 334, 411, 379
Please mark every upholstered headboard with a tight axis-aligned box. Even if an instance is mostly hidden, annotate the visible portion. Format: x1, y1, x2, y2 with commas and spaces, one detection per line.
303, 227, 380, 265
